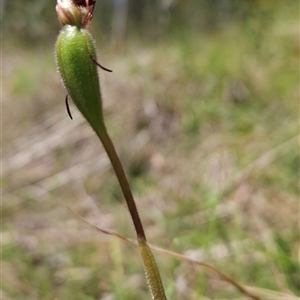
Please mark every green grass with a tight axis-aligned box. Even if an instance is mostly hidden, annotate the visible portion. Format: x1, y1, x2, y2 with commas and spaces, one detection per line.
3, 2, 299, 299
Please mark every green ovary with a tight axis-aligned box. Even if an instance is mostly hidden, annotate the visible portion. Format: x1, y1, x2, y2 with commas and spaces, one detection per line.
55, 25, 104, 131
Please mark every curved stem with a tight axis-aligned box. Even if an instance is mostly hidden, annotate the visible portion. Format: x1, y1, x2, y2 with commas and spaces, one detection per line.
95, 122, 167, 299
96, 123, 146, 240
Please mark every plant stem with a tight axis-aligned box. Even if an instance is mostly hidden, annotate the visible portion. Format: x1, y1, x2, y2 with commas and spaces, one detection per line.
95, 122, 167, 300
96, 123, 146, 240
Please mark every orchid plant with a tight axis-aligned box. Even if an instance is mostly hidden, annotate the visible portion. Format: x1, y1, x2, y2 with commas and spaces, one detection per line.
55, 0, 167, 299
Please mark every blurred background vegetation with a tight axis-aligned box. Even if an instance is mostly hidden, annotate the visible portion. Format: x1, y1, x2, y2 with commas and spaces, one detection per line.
3, 0, 299, 299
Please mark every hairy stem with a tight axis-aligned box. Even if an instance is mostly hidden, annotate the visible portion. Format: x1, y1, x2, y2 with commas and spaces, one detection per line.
95, 123, 167, 299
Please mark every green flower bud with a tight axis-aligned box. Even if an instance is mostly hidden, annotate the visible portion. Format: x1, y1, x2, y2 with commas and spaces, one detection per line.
55, 24, 104, 132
